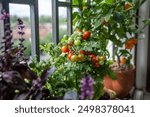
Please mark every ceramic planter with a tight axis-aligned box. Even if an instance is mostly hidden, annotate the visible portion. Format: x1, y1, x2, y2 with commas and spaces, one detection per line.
104, 67, 135, 98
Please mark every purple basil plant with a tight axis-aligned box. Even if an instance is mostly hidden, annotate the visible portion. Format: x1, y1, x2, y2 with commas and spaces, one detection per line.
0, 10, 54, 100
80, 75, 95, 100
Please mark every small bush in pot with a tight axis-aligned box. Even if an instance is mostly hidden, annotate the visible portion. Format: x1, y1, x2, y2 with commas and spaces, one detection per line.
88, 0, 150, 98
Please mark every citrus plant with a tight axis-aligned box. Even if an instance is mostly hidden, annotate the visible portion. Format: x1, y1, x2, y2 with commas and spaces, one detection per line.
87, 0, 150, 69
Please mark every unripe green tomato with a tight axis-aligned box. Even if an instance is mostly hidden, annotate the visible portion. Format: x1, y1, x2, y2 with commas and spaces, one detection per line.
78, 54, 84, 61
99, 56, 106, 61
90, 33, 94, 38
63, 34, 69, 40
71, 55, 79, 62
74, 39, 81, 46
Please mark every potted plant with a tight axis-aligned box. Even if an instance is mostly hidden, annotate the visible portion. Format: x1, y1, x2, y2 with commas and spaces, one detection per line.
35, 0, 120, 100
0, 10, 55, 100
39, 30, 113, 99
88, 0, 150, 98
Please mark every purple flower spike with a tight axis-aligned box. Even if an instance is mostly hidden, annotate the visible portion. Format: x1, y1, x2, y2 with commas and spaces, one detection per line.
0, 10, 9, 20
80, 75, 95, 100
0, 10, 13, 53
16, 18, 26, 58
17, 18, 25, 36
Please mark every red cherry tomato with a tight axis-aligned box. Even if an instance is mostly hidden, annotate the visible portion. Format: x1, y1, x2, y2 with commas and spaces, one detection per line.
79, 50, 85, 54
95, 63, 100, 68
61, 45, 69, 53
68, 53, 72, 60
82, 31, 91, 40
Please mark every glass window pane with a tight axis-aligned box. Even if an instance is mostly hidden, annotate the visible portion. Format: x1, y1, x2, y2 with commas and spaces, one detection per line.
107, 41, 113, 60
9, 4, 31, 57
59, 7, 67, 40
38, 0, 52, 45
38, 0, 52, 59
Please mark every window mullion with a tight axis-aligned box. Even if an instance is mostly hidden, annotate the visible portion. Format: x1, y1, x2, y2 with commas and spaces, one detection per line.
52, 0, 59, 45
58, 1, 70, 7
30, 0, 40, 61
2, 0, 9, 12
67, 0, 72, 35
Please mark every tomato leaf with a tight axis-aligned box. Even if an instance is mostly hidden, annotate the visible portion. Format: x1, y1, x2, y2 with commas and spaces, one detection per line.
93, 81, 104, 100
108, 71, 117, 80
101, 0, 114, 5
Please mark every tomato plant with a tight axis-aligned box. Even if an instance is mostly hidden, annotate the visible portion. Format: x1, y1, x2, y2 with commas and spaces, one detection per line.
31, 0, 150, 99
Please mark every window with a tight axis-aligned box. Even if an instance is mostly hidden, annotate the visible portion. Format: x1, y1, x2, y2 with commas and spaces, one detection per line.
52, 0, 72, 44
1, 0, 73, 60
38, 0, 52, 59
9, 3, 31, 57
38, 0, 52, 45
59, 7, 67, 40
0, 0, 73, 60
0, 0, 40, 60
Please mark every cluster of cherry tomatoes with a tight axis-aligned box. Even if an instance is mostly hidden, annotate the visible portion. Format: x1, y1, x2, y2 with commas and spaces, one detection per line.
61, 30, 90, 62
61, 30, 106, 68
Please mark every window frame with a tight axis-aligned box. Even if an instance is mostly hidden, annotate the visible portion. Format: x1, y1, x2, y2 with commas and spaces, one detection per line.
134, 0, 150, 99
146, 10, 150, 92
52, 0, 72, 45
0, 0, 40, 60
146, 27, 150, 92
0, 0, 74, 60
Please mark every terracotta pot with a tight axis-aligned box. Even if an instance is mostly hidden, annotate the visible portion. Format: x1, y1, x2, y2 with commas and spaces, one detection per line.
104, 67, 135, 98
